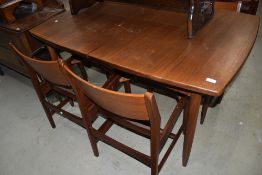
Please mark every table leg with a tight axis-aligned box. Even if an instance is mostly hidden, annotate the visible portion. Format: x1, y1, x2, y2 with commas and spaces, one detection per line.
0, 66, 4, 76
182, 93, 201, 166
208, 93, 224, 107
200, 95, 212, 125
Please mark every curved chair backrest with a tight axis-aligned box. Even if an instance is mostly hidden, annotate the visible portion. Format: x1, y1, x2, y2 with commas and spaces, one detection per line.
9, 43, 69, 87
61, 60, 160, 121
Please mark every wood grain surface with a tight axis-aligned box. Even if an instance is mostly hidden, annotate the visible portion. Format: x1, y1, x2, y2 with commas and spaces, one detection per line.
30, 1, 259, 96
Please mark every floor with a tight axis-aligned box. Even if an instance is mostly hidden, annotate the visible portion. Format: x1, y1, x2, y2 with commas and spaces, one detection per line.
1, 3, 262, 175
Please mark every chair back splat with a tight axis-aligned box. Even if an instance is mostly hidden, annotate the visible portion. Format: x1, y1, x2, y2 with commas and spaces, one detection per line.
60, 60, 187, 175
9, 43, 69, 86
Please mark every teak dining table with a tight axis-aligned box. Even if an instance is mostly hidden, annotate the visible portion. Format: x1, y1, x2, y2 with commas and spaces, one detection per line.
29, 1, 259, 166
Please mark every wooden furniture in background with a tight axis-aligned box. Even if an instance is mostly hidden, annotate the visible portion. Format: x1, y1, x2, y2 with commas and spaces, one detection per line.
0, 0, 22, 23
216, 0, 259, 15
0, 0, 7, 3
30, 1, 259, 166
69, 0, 215, 38
27, 0, 43, 9
215, 0, 242, 12
0, 0, 64, 75
241, 0, 259, 14
61, 61, 187, 175
0, 0, 45, 24
69, 0, 189, 14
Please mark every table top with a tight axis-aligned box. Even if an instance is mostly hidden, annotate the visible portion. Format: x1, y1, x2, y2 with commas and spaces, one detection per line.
30, 1, 259, 96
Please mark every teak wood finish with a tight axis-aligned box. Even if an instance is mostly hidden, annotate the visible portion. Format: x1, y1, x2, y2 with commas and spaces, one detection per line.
9, 43, 121, 129
9, 42, 87, 128
60, 61, 187, 175
30, 1, 259, 166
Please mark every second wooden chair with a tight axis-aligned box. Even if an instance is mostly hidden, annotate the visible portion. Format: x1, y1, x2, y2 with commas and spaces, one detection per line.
60, 60, 188, 175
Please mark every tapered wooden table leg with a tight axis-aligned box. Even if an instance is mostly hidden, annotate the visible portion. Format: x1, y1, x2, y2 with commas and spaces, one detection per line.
182, 93, 201, 166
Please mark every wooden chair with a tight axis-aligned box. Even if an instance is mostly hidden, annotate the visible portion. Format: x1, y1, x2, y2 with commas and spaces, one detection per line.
60, 60, 187, 175
9, 42, 120, 129
9, 42, 87, 128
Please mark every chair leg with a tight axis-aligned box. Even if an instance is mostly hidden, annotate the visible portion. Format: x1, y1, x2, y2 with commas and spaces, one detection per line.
86, 128, 99, 157
66, 56, 88, 81
69, 98, 74, 107
83, 107, 99, 157
150, 136, 159, 175
29, 72, 56, 128
54, 92, 63, 102
150, 124, 160, 175
151, 159, 159, 175
41, 100, 56, 128
46, 110, 56, 128
76, 62, 88, 81
119, 77, 131, 93
124, 81, 131, 93
151, 143, 159, 175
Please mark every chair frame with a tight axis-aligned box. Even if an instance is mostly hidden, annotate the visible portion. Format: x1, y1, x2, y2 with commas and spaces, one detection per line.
60, 61, 187, 175
9, 43, 122, 129
9, 42, 88, 128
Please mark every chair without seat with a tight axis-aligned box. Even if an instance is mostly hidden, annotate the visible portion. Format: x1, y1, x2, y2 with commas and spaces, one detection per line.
60, 61, 187, 175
